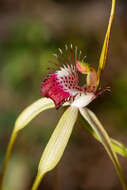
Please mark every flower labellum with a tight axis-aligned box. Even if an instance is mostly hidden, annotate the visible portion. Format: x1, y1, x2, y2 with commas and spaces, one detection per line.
41, 45, 102, 109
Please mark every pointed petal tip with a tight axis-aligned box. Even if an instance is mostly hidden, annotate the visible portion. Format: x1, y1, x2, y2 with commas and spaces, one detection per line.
38, 106, 78, 174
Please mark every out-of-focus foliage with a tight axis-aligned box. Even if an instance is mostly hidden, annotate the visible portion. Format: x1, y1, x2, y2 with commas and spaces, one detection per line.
0, 20, 56, 96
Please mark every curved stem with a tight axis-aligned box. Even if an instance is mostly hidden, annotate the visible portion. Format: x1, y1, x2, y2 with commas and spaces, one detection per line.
0, 130, 17, 190
97, 0, 116, 86
31, 173, 45, 190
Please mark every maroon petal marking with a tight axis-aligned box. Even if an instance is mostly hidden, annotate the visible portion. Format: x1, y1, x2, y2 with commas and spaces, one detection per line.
41, 45, 99, 109
41, 74, 71, 109
41, 63, 83, 109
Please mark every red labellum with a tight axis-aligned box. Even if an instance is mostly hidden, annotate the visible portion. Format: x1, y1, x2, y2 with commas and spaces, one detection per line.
41, 74, 71, 109
41, 45, 106, 109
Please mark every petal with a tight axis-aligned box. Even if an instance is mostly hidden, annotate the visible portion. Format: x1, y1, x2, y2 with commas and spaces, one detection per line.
79, 107, 127, 190
79, 113, 127, 157
14, 97, 55, 132
0, 98, 70, 190
97, 0, 116, 86
41, 66, 82, 109
32, 106, 78, 190
0, 98, 57, 189
71, 92, 94, 108
39, 106, 78, 172
86, 67, 98, 92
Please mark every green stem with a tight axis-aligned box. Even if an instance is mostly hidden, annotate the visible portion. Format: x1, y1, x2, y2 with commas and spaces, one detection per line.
31, 173, 45, 190
0, 130, 17, 190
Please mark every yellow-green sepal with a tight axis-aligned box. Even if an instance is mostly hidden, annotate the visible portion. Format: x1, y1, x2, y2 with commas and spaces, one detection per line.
31, 106, 78, 190
97, 0, 116, 86
79, 107, 127, 190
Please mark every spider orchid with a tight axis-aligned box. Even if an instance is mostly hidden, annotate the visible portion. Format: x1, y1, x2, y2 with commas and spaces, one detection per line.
41, 45, 103, 110
1, 0, 127, 190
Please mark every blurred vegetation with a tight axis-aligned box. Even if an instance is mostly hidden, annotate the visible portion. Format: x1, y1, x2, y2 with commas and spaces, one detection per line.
0, 0, 127, 190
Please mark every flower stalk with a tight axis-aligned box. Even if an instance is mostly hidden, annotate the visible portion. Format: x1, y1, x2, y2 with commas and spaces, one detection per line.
0, 131, 17, 189
31, 174, 45, 190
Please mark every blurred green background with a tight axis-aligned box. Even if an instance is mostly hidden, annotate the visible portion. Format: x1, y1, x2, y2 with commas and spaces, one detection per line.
0, 0, 127, 189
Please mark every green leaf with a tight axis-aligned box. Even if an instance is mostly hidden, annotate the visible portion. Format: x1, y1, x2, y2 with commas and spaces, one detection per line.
79, 114, 127, 157
97, 0, 116, 86
79, 107, 127, 190
31, 106, 78, 190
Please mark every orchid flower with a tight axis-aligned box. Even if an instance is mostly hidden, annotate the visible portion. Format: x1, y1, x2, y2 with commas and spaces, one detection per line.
0, 0, 127, 190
